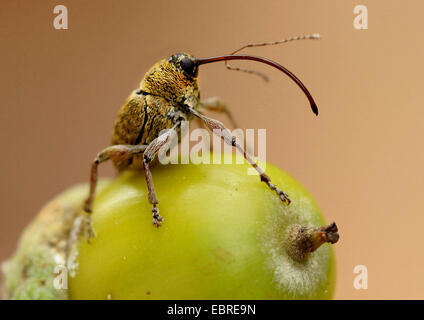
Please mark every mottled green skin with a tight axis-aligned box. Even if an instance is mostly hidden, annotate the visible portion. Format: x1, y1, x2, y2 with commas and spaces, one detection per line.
2, 181, 109, 300
2, 156, 336, 300
69, 155, 336, 300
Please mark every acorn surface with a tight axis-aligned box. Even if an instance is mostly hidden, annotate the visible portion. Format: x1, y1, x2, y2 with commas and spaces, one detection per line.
68, 154, 336, 299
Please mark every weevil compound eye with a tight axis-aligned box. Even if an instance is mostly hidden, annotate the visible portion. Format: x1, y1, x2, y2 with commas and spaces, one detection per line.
180, 57, 198, 77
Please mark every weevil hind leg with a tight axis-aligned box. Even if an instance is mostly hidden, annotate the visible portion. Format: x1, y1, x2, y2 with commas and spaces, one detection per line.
82, 214, 96, 242
189, 108, 291, 205
84, 144, 148, 213
83, 144, 147, 240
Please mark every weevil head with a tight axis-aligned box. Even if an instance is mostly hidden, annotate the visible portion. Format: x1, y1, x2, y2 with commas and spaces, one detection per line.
141, 53, 200, 109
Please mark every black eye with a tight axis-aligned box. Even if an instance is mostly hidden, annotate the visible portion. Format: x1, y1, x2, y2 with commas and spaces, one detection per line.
180, 57, 197, 77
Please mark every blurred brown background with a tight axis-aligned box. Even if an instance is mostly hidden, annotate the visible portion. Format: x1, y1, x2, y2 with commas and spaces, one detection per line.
1, 0, 423, 299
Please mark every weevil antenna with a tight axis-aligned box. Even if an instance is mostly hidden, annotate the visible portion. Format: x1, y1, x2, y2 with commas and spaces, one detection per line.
225, 33, 321, 82
197, 54, 318, 115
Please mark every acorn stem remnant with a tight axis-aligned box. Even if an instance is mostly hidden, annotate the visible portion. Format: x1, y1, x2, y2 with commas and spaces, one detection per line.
286, 222, 339, 262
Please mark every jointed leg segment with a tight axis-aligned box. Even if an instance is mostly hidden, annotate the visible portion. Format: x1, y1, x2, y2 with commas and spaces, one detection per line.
142, 159, 161, 226
84, 144, 147, 213
189, 107, 290, 204
83, 123, 180, 231
141, 123, 181, 226
82, 144, 147, 240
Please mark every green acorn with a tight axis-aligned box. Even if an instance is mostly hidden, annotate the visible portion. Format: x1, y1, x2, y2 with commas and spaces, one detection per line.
3, 155, 338, 300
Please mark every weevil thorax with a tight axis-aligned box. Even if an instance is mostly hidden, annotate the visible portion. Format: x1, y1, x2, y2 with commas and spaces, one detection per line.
140, 53, 200, 110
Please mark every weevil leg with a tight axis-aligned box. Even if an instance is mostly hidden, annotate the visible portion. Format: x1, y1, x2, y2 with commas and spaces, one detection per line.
199, 97, 257, 154
199, 97, 239, 129
142, 160, 162, 227
83, 144, 148, 214
193, 116, 215, 153
142, 122, 181, 227
82, 145, 148, 241
189, 108, 291, 204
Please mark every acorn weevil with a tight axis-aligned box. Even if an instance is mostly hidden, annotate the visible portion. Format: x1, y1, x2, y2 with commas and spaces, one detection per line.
83, 34, 321, 232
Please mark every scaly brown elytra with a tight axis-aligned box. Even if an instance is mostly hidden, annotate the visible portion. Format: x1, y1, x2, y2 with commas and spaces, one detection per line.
83, 34, 334, 239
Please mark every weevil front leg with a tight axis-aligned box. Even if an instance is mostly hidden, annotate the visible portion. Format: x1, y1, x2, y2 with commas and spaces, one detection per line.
199, 97, 239, 129
199, 97, 257, 154
189, 108, 291, 204
142, 122, 181, 227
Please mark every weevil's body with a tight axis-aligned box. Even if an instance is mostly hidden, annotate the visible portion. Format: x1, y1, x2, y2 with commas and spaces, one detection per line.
111, 53, 200, 171
84, 36, 322, 230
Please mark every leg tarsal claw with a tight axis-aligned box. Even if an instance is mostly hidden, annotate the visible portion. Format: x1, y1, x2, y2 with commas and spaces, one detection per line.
83, 215, 96, 242
152, 205, 163, 227
83, 200, 92, 213
279, 191, 291, 204
266, 181, 291, 204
